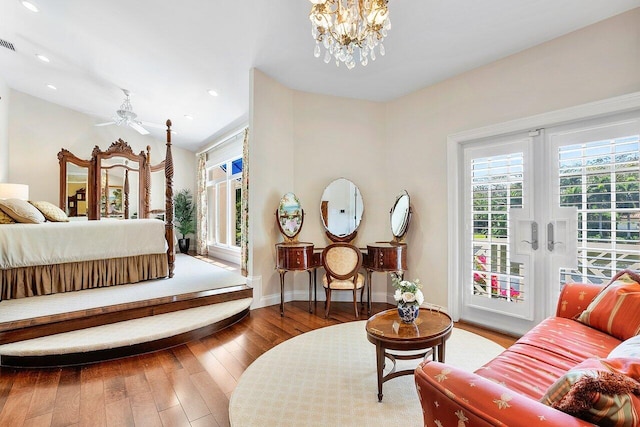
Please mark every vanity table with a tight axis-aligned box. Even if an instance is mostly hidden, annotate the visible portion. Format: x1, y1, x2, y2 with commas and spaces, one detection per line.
363, 190, 412, 314
275, 241, 319, 315
274, 193, 320, 316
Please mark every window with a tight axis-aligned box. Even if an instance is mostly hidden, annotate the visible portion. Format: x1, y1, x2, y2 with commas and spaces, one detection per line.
557, 134, 639, 285
203, 130, 245, 257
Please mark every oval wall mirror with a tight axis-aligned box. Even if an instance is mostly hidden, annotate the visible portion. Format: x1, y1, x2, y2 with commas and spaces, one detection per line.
390, 190, 411, 242
276, 192, 304, 242
320, 178, 364, 241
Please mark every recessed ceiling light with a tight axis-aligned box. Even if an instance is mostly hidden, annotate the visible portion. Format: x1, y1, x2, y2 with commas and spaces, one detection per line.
184, 115, 193, 120
46, 84, 57, 90
36, 54, 50, 63
21, 1, 39, 12
207, 89, 218, 97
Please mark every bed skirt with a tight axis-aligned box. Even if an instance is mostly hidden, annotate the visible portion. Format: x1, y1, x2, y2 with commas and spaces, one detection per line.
0, 254, 168, 300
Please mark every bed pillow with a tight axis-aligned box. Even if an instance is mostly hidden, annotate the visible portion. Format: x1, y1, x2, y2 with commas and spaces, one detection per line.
576, 271, 640, 340
541, 357, 640, 426
0, 198, 46, 224
0, 209, 15, 224
29, 200, 69, 222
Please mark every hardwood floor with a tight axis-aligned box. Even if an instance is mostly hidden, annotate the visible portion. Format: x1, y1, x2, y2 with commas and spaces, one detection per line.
0, 301, 518, 427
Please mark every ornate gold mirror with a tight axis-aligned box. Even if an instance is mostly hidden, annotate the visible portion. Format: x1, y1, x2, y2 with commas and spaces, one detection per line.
390, 190, 411, 242
320, 178, 364, 242
276, 192, 304, 242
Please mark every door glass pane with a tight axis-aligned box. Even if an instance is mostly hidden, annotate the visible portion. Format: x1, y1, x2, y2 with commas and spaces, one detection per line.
470, 153, 525, 302
217, 181, 228, 245
207, 186, 216, 244
559, 135, 640, 285
233, 178, 242, 247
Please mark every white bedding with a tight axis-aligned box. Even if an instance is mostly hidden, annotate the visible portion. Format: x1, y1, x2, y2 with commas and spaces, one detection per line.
0, 219, 168, 269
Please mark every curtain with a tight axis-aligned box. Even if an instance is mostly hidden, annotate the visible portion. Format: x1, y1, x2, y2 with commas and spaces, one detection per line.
196, 153, 208, 255
241, 128, 250, 277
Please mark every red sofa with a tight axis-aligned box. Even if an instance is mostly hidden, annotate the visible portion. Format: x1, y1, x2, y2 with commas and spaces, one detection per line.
414, 274, 640, 426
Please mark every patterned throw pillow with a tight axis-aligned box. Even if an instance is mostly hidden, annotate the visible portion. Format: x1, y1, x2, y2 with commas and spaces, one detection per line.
0, 208, 15, 224
610, 336, 640, 359
29, 200, 69, 222
576, 271, 640, 340
541, 357, 640, 426
0, 198, 45, 223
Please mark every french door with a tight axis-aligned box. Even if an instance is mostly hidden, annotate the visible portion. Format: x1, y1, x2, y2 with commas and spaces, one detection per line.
460, 113, 640, 334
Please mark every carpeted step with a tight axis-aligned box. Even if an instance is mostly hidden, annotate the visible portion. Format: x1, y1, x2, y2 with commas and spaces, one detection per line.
0, 297, 252, 366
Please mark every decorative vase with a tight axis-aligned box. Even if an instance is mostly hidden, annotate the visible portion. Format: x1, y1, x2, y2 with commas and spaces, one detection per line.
397, 302, 419, 323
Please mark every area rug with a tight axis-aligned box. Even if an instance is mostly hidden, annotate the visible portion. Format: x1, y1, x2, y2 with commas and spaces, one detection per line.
229, 321, 505, 427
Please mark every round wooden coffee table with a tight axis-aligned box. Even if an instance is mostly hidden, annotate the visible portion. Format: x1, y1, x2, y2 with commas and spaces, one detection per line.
366, 308, 453, 401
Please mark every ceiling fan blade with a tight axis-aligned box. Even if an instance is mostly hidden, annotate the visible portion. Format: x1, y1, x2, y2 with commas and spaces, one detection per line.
141, 121, 166, 129
95, 121, 116, 127
129, 122, 150, 135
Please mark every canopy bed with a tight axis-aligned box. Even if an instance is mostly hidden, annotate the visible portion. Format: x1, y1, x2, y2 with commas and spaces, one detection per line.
0, 121, 176, 301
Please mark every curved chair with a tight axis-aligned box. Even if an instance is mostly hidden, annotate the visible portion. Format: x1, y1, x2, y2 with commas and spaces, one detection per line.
321, 242, 365, 319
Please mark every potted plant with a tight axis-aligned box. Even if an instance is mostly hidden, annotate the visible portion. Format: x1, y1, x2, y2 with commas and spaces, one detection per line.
174, 189, 195, 253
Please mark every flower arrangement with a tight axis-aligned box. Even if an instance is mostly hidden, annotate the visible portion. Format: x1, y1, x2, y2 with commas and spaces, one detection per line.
391, 274, 424, 306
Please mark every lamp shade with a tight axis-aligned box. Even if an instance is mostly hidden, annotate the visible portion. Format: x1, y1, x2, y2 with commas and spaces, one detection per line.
0, 183, 29, 200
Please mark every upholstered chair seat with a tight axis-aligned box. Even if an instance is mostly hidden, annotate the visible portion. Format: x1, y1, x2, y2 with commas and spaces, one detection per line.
321, 243, 364, 319
322, 273, 365, 290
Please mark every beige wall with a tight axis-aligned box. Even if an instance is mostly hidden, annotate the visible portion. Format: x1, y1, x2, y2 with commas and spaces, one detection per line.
385, 8, 640, 308
8, 90, 196, 209
249, 8, 640, 310
248, 69, 295, 306
0, 77, 9, 182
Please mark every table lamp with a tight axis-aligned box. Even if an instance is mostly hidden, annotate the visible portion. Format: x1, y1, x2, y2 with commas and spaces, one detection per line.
0, 183, 29, 200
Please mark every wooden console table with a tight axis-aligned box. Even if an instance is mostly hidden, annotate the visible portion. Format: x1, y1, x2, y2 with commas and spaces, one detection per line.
363, 242, 407, 315
275, 242, 319, 316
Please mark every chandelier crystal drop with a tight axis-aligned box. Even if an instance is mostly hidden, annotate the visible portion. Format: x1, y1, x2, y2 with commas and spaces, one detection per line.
309, 0, 391, 70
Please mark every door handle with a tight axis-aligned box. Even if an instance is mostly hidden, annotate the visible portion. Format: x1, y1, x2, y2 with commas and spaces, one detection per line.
521, 221, 538, 250
547, 222, 563, 251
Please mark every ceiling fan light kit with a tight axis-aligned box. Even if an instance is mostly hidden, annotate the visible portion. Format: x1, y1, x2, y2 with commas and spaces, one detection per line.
309, 0, 390, 70
95, 89, 151, 135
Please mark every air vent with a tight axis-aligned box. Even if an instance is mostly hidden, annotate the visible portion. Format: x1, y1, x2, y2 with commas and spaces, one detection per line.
0, 39, 16, 52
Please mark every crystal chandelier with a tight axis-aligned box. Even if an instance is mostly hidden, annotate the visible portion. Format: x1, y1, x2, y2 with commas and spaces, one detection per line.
309, 0, 391, 69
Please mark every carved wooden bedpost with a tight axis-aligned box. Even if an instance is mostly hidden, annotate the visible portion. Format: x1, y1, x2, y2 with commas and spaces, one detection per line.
124, 169, 130, 219
165, 120, 175, 278
145, 145, 152, 218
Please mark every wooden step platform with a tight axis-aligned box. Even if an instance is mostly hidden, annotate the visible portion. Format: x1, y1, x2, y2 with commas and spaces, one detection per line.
0, 296, 252, 368
0, 254, 253, 367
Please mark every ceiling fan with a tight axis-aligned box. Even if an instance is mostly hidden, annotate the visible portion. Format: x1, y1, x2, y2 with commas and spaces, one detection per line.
95, 89, 156, 135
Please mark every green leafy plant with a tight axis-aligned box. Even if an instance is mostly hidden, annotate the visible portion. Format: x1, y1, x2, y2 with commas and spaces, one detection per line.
174, 189, 195, 239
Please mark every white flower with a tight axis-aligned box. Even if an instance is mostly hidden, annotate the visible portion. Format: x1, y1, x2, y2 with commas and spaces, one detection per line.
400, 280, 412, 288
394, 289, 402, 302
402, 292, 416, 303
415, 289, 424, 305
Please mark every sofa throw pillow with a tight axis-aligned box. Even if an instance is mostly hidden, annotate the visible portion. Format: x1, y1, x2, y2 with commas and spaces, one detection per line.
0, 198, 45, 224
0, 209, 15, 224
576, 270, 640, 341
610, 335, 640, 359
29, 200, 69, 222
541, 357, 640, 427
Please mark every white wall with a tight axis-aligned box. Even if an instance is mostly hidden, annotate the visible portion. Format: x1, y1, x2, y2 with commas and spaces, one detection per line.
249, 8, 640, 310
8, 90, 196, 206
0, 77, 9, 182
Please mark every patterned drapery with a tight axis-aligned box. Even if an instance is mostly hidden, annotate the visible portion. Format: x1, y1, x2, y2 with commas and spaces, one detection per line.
241, 128, 249, 277
195, 153, 208, 255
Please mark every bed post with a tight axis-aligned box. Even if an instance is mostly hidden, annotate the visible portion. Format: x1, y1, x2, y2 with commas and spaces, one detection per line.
145, 145, 152, 218
165, 120, 175, 278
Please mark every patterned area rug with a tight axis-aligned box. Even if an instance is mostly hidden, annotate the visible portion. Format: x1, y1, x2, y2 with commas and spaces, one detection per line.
229, 321, 505, 427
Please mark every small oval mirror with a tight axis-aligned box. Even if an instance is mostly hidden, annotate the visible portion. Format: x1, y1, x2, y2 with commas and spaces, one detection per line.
320, 178, 364, 240
277, 192, 303, 240
391, 190, 411, 241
